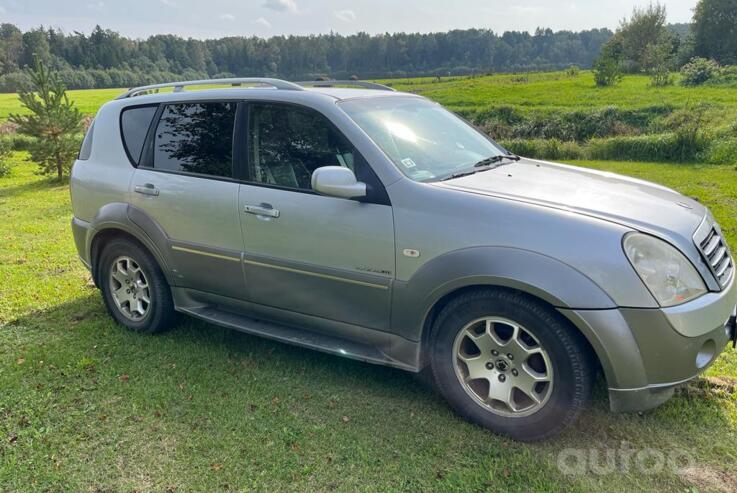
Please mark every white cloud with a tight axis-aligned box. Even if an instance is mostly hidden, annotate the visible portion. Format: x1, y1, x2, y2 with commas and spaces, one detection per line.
252, 17, 272, 28
509, 5, 545, 15
87, 1, 104, 11
219, 13, 235, 21
334, 9, 356, 23
159, 0, 176, 5
262, 0, 297, 14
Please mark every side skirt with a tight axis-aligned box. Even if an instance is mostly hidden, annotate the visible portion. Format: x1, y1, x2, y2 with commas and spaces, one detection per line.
172, 287, 422, 372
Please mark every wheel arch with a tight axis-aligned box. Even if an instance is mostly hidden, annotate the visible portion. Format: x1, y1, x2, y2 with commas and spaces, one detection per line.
392, 246, 619, 384
87, 203, 173, 287
418, 284, 602, 376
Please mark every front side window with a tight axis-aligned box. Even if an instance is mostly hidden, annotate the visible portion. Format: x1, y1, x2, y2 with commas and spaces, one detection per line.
153, 102, 236, 177
248, 103, 360, 190
339, 96, 506, 182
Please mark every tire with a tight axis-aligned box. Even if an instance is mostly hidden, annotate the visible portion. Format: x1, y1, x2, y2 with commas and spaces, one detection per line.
99, 237, 177, 334
430, 288, 594, 441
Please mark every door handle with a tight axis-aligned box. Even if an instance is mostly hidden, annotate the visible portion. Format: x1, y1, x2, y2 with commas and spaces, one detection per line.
134, 183, 159, 196
244, 204, 280, 218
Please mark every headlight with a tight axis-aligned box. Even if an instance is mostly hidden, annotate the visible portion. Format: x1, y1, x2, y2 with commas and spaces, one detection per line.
623, 233, 707, 307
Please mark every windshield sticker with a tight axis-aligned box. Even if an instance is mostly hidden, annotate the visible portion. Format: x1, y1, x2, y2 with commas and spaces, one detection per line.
401, 158, 417, 169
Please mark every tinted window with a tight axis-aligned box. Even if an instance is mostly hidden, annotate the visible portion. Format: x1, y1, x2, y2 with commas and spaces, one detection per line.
153, 102, 236, 177
121, 105, 157, 165
249, 104, 360, 190
78, 120, 95, 160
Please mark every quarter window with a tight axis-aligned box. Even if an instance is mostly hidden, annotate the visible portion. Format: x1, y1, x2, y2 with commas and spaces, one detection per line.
153, 102, 236, 177
248, 103, 360, 190
121, 105, 157, 165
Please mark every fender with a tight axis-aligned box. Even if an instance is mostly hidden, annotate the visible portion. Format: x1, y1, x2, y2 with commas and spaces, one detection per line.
391, 246, 617, 341
391, 246, 643, 388
85, 202, 175, 286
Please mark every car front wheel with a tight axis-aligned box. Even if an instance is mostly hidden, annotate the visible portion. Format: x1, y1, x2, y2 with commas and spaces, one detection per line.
430, 289, 594, 441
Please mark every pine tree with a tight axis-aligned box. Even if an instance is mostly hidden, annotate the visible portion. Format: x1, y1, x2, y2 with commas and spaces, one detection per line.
9, 56, 83, 181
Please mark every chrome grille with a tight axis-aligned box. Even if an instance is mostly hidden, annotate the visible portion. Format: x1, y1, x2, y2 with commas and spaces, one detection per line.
698, 226, 733, 287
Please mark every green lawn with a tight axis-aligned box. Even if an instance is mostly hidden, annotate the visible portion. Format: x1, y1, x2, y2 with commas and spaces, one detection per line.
385, 71, 737, 125
1, 154, 736, 492
0, 87, 124, 120
2, 71, 737, 124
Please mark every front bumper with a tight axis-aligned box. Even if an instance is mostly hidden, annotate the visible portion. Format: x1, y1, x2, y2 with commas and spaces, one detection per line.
560, 271, 737, 412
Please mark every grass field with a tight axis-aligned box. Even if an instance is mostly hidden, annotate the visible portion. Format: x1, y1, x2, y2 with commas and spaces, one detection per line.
2, 71, 737, 123
1, 153, 737, 492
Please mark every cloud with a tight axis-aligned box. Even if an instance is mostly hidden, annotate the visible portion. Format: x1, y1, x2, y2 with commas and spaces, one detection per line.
87, 1, 104, 10
334, 9, 356, 23
252, 17, 272, 28
262, 0, 297, 14
219, 13, 235, 21
509, 5, 545, 15
160, 0, 176, 5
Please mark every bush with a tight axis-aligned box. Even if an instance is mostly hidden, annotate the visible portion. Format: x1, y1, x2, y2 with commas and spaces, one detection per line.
0, 139, 11, 177
587, 133, 706, 162
475, 105, 672, 142
1, 134, 37, 151
565, 65, 580, 77
699, 138, 737, 164
680, 57, 721, 86
499, 138, 584, 160
593, 56, 623, 87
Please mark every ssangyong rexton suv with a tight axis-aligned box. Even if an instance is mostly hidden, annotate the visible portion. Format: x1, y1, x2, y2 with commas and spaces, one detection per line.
70, 78, 737, 441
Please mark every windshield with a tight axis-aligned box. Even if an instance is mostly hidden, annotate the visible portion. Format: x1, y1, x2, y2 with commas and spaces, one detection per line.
339, 96, 507, 182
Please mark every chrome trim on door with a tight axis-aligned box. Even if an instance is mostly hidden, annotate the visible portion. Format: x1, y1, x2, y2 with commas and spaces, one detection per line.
242, 258, 389, 290
171, 245, 241, 262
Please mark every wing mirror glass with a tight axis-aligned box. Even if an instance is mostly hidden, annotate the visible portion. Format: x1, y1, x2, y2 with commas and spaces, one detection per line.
311, 166, 367, 199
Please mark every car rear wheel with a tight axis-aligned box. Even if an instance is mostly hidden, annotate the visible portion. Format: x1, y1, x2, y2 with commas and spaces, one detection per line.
430, 288, 594, 441
99, 238, 177, 334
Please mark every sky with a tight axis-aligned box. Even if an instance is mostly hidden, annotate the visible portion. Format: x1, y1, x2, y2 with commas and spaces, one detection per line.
0, 0, 699, 39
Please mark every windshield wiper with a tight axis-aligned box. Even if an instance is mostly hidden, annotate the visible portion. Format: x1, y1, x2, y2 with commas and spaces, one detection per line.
473, 154, 521, 168
439, 154, 520, 182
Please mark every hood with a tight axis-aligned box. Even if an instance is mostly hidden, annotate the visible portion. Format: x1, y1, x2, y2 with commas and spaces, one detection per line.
434, 159, 706, 239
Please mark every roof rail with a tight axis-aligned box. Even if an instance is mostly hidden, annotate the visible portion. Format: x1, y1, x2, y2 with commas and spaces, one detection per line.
297, 80, 395, 91
116, 77, 305, 99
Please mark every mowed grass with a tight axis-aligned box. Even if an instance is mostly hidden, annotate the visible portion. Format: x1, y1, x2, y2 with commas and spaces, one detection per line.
0, 88, 125, 120
3, 71, 737, 125
386, 71, 737, 124
1, 154, 737, 492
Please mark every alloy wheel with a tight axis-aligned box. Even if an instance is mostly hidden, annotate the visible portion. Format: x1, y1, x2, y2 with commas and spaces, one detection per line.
452, 316, 553, 417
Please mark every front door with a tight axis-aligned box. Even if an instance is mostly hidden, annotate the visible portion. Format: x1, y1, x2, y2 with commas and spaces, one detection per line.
238, 102, 395, 330
129, 101, 245, 299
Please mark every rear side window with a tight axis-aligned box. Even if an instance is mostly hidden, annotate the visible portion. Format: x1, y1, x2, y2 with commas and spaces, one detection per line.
78, 120, 95, 160
152, 102, 236, 178
121, 105, 157, 165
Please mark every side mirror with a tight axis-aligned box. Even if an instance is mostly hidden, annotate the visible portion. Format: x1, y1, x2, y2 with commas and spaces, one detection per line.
311, 166, 367, 199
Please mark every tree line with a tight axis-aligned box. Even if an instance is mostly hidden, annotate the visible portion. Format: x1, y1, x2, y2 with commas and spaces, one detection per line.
594, 0, 737, 87
0, 25, 614, 91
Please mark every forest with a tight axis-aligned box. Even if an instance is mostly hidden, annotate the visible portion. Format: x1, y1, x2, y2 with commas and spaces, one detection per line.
0, 24, 615, 90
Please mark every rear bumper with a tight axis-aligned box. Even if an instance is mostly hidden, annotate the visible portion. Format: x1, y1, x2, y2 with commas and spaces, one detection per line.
560, 272, 737, 412
71, 216, 92, 269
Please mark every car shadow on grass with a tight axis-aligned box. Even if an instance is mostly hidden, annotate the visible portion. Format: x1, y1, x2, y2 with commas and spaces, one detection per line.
0, 175, 68, 199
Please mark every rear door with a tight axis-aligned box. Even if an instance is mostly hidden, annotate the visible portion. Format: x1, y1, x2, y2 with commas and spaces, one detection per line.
237, 102, 395, 330
127, 101, 246, 299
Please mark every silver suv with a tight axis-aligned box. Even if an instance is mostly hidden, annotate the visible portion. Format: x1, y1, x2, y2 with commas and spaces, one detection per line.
71, 78, 737, 441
